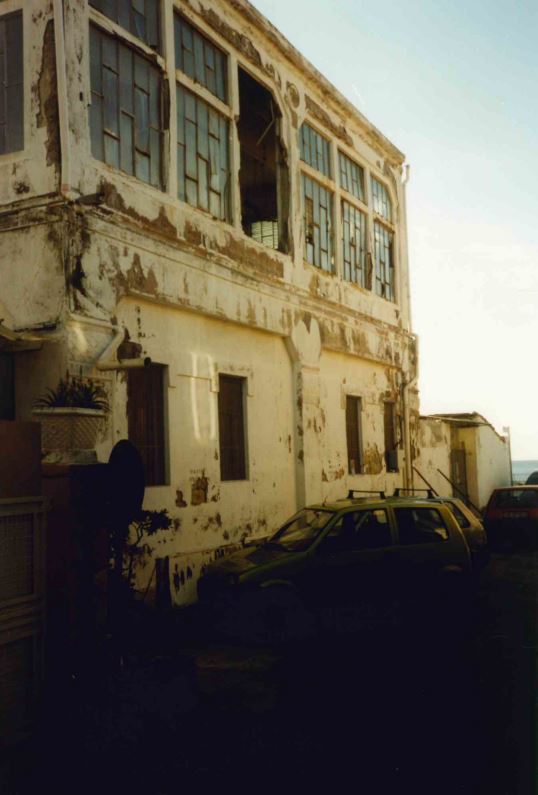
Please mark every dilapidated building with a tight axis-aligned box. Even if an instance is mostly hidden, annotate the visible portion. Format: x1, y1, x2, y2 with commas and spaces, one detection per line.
0, 0, 418, 603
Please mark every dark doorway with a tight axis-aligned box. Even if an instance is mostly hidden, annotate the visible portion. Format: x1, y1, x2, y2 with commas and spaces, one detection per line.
237, 68, 289, 253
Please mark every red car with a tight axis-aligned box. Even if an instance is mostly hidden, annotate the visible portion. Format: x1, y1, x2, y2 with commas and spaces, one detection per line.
484, 486, 538, 551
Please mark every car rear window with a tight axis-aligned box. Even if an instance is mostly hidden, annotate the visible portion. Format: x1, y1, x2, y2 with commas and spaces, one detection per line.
494, 489, 538, 509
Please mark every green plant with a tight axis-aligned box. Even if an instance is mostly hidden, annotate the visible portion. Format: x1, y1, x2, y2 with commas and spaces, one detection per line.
33, 374, 109, 412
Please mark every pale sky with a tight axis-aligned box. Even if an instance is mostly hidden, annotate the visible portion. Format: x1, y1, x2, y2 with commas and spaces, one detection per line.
251, 0, 538, 459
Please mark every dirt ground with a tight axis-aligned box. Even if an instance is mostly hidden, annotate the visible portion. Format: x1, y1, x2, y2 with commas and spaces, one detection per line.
1, 552, 537, 794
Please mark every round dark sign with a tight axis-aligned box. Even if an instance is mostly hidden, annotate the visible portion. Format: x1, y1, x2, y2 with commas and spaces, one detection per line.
107, 440, 145, 525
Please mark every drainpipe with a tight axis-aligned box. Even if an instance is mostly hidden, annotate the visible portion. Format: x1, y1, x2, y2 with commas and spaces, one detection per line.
95, 327, 153, 371
53, 0, 71, 197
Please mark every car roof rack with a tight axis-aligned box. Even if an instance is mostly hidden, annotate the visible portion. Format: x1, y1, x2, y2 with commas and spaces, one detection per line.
393, 487, 435, 498
347, 489, 386, 499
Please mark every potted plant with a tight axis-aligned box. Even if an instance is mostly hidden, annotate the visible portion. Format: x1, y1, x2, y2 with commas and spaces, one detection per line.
33, 374, 109, 461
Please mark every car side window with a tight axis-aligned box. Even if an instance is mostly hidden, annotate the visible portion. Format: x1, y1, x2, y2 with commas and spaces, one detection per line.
321, 510, 392, 553
394, 508, 449, 545
447, 503, 470, 529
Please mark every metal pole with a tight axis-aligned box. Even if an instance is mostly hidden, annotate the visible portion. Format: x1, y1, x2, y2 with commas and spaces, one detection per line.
502, 426, 513, 486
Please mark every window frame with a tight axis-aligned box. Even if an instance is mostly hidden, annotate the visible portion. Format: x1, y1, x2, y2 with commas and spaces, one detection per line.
345, 394, 363, 475
88, 6, 166, 190
0, 9, 24, 157
126, 363, 169, 488
371, 175, 397, 302
174, 11, 233, 222
217, 373, 249, 482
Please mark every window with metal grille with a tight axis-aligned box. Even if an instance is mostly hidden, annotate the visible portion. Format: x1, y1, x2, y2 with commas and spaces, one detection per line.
218, 375, 247, 481
302, 174, 332, 272
300, 122, 331, 177
371, 177, 392, 222
383, 401, 398, 472
90, 0, 160, 50
127, 365, 167, 487
346, 396, 363, 475
176, 84, 230, 219
0, 12, 23, 155
373, 220, 394, 301
342, 201, 367, 286
174, 14, 227, 103
339, 152, 364, 202
89, 25, 163, 188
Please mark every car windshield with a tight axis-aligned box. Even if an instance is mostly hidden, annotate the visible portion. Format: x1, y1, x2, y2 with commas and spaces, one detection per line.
269, 508, 334, 552
495, 489, 538, 509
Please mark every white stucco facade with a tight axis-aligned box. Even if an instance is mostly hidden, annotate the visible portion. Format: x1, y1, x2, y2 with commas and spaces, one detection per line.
0, 0, 420, 603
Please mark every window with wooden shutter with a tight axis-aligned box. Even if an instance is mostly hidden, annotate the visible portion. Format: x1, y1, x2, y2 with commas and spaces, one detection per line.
383, 401, 398, 473
346, 395, 363, 475
127, 365, 167, 486
218, 375, 247, 481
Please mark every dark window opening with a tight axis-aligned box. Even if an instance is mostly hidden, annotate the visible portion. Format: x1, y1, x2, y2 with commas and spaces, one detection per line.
89, 25, 163, 188
127, 365, 167, 486
237, 68, 289, 253
218, 375, 247, 481
90, 0, 160, 51
384, 401, 398, 473
0, 353, 14, 420
174, 14, 227, 103
0, 12, 23, 155
346, 395, 363, 475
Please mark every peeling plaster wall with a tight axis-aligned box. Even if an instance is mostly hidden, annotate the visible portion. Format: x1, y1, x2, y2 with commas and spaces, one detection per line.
1, 0, 420, 605
414, 419, 452, 498
465, 425, 511, 510
0, 1, 60, 206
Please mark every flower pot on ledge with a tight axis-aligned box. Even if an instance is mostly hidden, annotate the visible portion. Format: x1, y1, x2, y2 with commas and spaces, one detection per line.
33, 407, 106, 464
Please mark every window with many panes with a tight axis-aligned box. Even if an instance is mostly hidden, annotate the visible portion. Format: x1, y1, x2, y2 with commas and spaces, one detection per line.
90, 26, 163, 187
300, 123, 333, 271
372, 177, 395, 301
0, 12, 23, 155
90, 0, 160, 50
175, 14, 231, 221
89, 0, 164, 188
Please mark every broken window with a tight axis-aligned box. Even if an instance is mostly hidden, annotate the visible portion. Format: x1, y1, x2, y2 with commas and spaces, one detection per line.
342, 200, 367, 286
90, 0, 160, 50
237, 68, 288, 252
300, 122, 331, 177
346, 395, 363, 475
0, 12, 23, 155
373, 221, 394, 301
89, 25, 163, 188
127, 364, 167, 486
339, 152, 364, 202
176, 83, 230, 220
302, 174, 333, 271
384, 401, 398, 473
218, 375, 247, 481
371, 177, 392, 223
174, 14, 227, 103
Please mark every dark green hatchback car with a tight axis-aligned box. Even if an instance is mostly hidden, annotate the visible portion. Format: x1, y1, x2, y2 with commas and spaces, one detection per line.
197, 495, 472, 641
